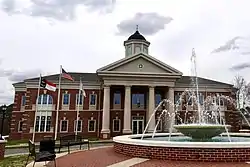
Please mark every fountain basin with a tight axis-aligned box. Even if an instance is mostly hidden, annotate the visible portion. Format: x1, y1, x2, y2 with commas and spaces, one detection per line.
113, 133, 250, 162
173, 124, 231, 140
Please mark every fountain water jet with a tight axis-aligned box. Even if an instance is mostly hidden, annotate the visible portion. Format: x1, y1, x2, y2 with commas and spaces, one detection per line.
173, 48, 231, 140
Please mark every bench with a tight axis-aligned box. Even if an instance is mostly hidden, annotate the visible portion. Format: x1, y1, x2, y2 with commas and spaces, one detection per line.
59, 134, 90, 154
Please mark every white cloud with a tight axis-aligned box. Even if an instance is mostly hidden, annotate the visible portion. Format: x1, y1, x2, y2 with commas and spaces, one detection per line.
1, 0, 116, 21
117, 12, 173, 35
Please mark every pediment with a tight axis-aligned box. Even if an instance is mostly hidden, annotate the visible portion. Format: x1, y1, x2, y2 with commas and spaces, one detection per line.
97, 53, 183, 76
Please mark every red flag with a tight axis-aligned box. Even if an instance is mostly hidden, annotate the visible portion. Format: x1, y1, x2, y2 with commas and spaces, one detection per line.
62, 68, 74, 81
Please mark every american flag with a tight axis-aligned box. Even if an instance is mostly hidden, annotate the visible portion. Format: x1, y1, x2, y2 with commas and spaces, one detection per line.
62, 68, 74, 81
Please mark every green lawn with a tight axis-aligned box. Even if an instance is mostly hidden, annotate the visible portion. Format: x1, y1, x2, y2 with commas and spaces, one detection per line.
0, 155, 31, 167
6, 139, 28, 146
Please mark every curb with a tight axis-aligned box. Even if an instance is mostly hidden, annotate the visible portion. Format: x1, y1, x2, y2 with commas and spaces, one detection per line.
6, 140, 113, 149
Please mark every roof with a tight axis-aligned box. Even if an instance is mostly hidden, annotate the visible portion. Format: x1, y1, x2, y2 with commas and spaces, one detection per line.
13, 73, 234, 89
128, 30, 146, 41
176, 76, 234, 87
25, 73, 100, 83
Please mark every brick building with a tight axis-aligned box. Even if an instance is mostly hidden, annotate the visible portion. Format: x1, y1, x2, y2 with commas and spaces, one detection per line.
9, 30, 239, 141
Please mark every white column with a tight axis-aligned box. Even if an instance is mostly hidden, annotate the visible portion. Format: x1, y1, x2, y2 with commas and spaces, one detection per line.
123, 85, 132, 134
147, 86, 155, 132
101, 85, 110, 138
167, 87, 175, 132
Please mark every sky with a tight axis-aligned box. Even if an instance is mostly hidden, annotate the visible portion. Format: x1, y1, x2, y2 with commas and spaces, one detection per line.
0, 0, 250, 105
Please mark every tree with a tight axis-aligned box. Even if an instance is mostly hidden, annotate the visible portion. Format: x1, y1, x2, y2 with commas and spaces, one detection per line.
233, 75, 250, 109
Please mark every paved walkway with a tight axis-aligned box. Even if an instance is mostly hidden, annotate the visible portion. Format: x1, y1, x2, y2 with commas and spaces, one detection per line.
27, 146, 250, 167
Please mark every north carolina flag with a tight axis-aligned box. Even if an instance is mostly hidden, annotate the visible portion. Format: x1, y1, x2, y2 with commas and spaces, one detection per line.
40, 78, 56, 92
62, 68, 74, 81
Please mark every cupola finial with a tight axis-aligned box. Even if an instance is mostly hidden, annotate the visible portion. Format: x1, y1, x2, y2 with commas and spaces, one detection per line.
136, 25, 139, 31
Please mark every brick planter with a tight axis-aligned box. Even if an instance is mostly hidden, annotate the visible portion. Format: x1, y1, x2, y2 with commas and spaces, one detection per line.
114, 142, 250, 162
0, 140, 6, 160
113, 133, 250, 162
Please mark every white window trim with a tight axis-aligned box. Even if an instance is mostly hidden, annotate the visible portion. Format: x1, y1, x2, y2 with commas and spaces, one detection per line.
74, 120, 83, 132
89, 94, 97, 106
88, 120, 96, 132
60, 120, 69, 132
62, 93, 70, 106
75, 94, 83, 106
18, 121, 23, 132
113, 119, 121, 132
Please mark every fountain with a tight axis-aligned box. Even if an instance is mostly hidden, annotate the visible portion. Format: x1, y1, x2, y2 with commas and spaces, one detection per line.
113, 49, 250, 162
173, 48, 231, 140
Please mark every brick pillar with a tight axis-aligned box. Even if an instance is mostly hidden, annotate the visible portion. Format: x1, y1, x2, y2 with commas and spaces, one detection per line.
0, 140, 6, 160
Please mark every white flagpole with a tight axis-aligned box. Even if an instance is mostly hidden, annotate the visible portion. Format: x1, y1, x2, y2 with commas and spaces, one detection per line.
32, 74, 42, 142
54, 65, 62, 140
75, 77, 82, 136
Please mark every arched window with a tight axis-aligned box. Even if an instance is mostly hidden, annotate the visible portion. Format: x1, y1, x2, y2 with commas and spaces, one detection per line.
35, 94, 53, 132
37, 94, 53, 105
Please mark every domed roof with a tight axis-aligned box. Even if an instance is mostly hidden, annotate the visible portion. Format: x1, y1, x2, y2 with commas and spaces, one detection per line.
128, 30, 146, 41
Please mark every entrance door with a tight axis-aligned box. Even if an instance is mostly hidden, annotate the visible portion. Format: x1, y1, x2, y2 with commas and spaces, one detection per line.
132, 116, 144, 134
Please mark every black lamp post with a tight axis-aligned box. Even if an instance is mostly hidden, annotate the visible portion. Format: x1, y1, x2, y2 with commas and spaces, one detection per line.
0, 105, 7, 140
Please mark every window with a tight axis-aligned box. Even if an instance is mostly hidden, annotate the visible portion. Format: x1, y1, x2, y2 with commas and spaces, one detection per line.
114, 92, 121, 105
88, 120, 96, 132
220, 99, 224, 106
132, 94, 144, 108
156, 118, 162, 131
35, 94, 53, 132
143, 47, 148, 54
76, 94, 83, 105
63, 94, 70, 105
38, 94, 53, 104
135, 46, 141, 53
199, 93, 204, 105
74, 120, 82, 132
113, 119, 120, 132
212, 96, 216, 104
175, 93, 181, 104
186, 95, 193, 105
60, 120, 68, 132
21, 96, 26, 106
155, 94, 161, 106
89, 94, 97, 105
35, 116, 51, 132
126, 45, 132, 56
18, 121, 23, 132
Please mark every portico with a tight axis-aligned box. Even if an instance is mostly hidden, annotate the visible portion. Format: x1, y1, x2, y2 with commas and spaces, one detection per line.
97, 31, 182, 138
99, 82, 177, 138
96, 29, 183, 138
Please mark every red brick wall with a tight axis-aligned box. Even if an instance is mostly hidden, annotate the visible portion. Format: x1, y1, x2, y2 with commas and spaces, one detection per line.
10, 87, 103, 141
13, 91, 26, 111
114, 142, 250, 162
